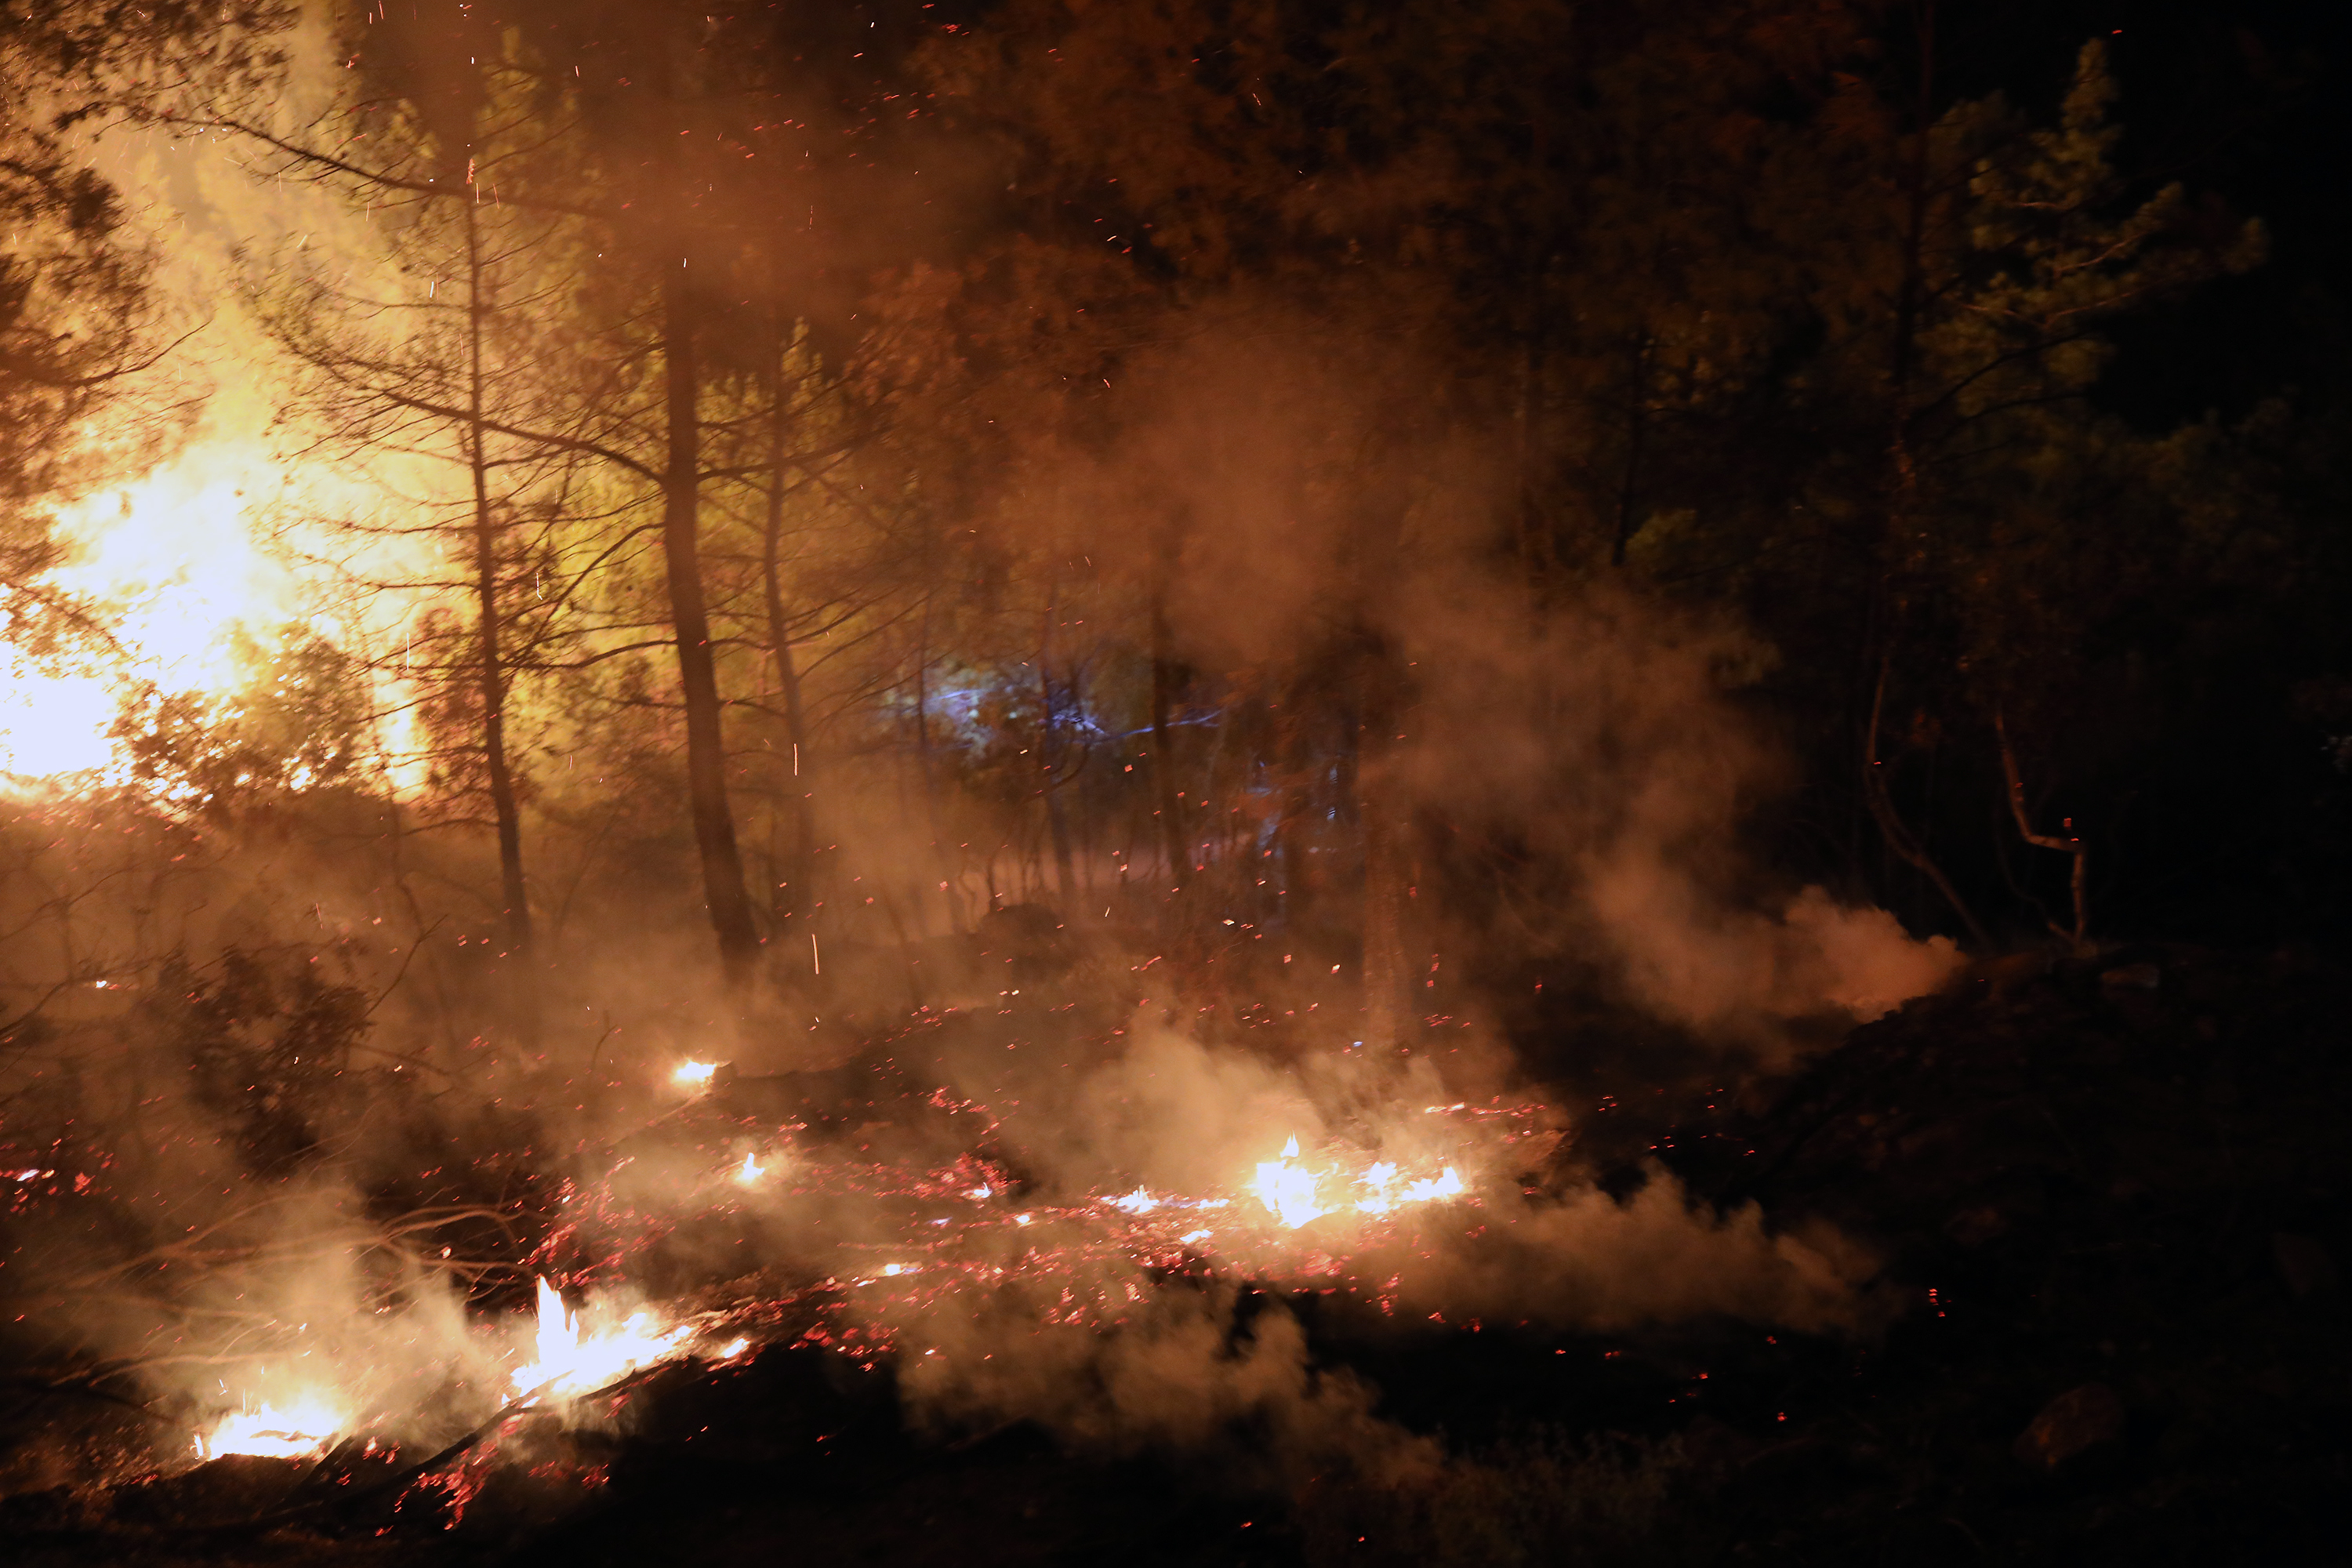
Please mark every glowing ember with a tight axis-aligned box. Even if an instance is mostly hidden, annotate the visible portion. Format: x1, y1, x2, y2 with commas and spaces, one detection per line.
673, 1062, 718, 1090
196, 1394, 344, 1460
510, 1277, 688, 1401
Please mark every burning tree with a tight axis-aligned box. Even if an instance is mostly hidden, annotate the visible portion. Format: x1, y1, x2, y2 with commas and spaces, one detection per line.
0, 2, 2345, 1560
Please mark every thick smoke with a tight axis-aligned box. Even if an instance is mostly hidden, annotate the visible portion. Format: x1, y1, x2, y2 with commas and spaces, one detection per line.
900, 1280, 1439, 1489
1376, 1171, 1882, 1335
0, 53, 1965, 1507
1018, 323, 1962, 1047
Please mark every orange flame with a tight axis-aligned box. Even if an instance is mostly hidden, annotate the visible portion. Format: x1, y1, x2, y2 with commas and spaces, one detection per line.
510, 1277, 688, 1403
1254, 1136, 1327, 1229
195, 1393, 345, 1461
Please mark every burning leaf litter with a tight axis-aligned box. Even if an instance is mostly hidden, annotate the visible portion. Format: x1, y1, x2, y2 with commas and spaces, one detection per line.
195, 1394, 347, 1461
173, 1103, 1533, 1472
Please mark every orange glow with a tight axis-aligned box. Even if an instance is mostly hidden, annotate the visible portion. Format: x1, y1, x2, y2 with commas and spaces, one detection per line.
510, 1277, 688, 1403
1254, 1136, 1327, 1229
1253, 1137, 1468, 1229
0, 666, 115, 777
0, 441, 412, 787
195, 1393, 345, 1461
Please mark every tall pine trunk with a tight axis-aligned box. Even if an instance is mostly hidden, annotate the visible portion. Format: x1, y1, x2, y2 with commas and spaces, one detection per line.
761, 332, 815, 942
912, 604, 965, 933
661, 263, 760, 989
462, 152, 534, 1040
1148, 585, 1187, 892
1040, 597, 1076, 908
1856, 0, 1984, 948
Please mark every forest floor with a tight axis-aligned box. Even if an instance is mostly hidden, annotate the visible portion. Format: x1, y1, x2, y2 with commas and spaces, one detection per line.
6, 940, 2349, 1566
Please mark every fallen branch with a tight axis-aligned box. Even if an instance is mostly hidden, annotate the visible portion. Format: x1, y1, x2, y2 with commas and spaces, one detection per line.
1994, 709, 2089, 952
1864, 658, 1989, 949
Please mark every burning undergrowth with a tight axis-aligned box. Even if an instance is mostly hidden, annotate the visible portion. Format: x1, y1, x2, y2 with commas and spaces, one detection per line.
0, 946, 1889, 1551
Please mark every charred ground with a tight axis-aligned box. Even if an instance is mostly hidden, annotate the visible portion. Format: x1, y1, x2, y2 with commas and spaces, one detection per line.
5, 940, 2345, 1566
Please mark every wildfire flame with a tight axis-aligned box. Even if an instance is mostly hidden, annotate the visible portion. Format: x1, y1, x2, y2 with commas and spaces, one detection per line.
673, 1062, 717, 1090
1108, 1185, 1159, 1214
1402, 1167, 1466, 1203
0, 448, 321, 783
510, 1277, 688, 1403
1253, 1137, 1468, 1229
735, 1150, 764, 1185
195, 1393, 345, 1461
1254, 1138, 1328, 1229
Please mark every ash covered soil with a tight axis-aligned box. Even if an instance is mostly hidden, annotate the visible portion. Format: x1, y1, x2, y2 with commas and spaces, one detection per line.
7, 944, 2350, 1566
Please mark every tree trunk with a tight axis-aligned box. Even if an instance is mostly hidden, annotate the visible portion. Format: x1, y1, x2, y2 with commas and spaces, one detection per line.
911, 603, 965, 933
1040, 597, 1076, 908
661, 261, 760, 989
761, 332, 815, 939
463, 173, 535, 1040
1610, 334, 1652, 568
1996, 709, 2089, 950
1358, 788, 1408, 1052
1148, 585, 1187, 892
1864, 655, 1988, 948
1857, 0, 1955, 927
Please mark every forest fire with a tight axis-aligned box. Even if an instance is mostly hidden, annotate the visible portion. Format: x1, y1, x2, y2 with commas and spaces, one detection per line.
1, 1, 2340, 1563
122, 1096, 1527, 1495
0, 449, 333, 786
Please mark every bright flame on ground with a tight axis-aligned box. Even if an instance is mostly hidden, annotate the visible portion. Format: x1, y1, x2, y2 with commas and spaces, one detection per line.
673, 1062, 717, 1090
1109, 1185, 1158, 1214
1254, 1141, 1327, 1229
510, 1277, 688, 1402
196, 1394, 345, 1460
1254, 1138, 1468, 1229
1402, 1167, 1465, 1203
735, 1151, 764, 1185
